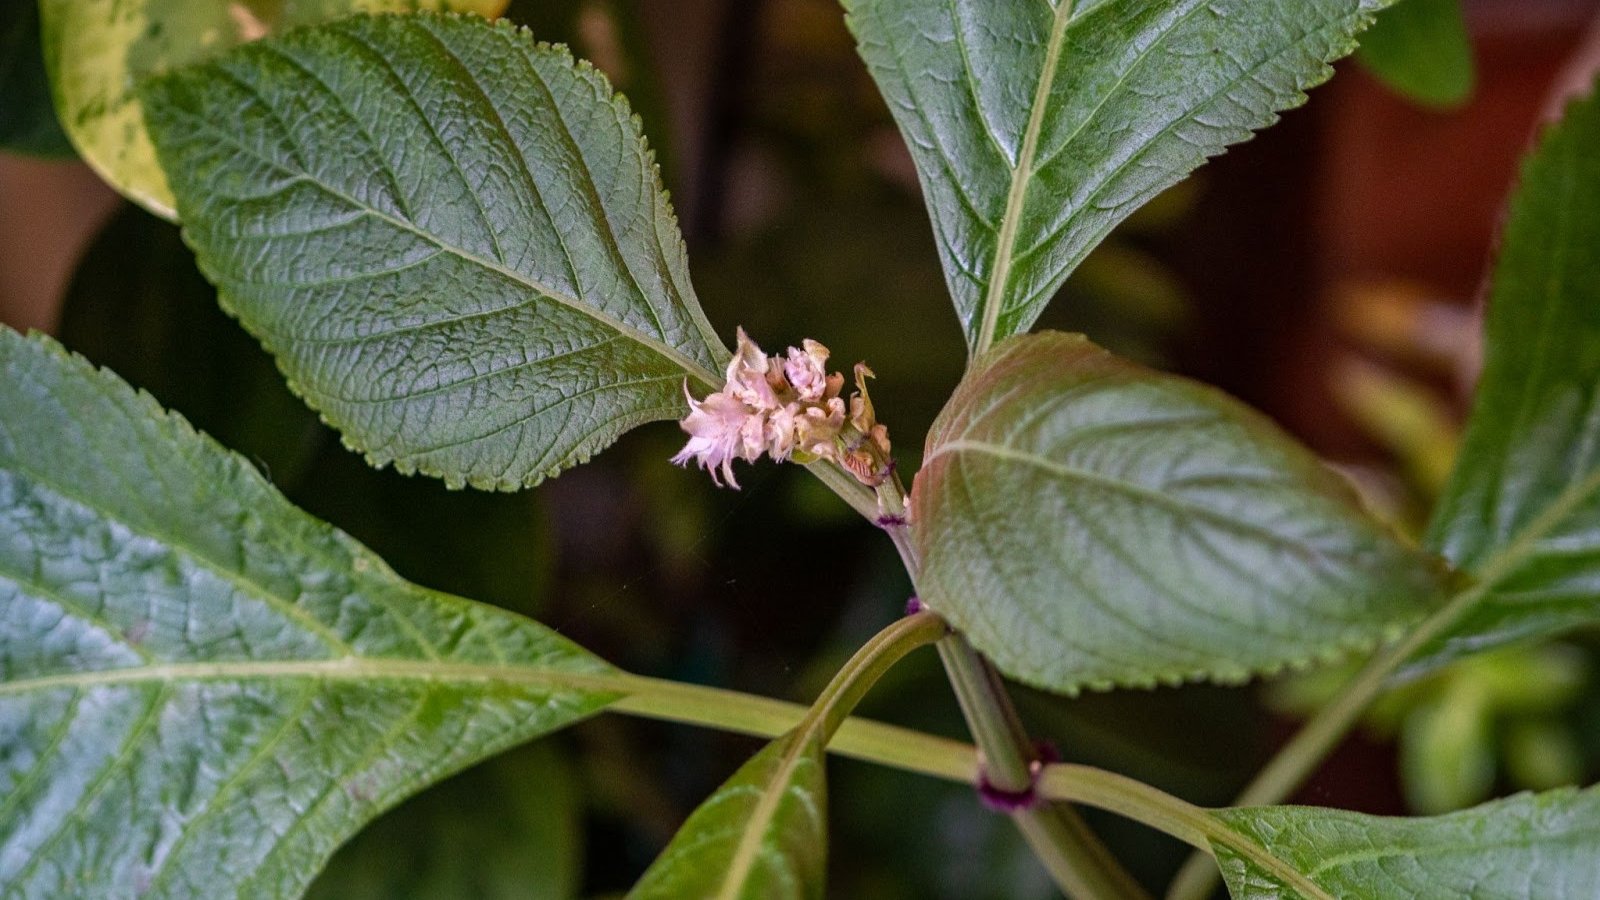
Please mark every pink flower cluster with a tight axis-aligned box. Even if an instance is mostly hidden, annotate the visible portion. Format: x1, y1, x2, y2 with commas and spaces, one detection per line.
672, 329, 888, 488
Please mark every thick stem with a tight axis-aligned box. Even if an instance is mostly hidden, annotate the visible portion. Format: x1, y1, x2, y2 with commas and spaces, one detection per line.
940, 638, 1150, 900
870, 459, 1144, 899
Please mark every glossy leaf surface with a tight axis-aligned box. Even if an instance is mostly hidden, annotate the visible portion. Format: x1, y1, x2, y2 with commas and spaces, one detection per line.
1416, 87, 1600, 669
1213, 786, 1600, 899
38, 0, 506, 217
912, 332, 1446, 692
142, 13, 726, 491
629, 733, 827, 900
844, 0, 1392, 355
1355, 0, 1474, 109
0, 328, 619, 898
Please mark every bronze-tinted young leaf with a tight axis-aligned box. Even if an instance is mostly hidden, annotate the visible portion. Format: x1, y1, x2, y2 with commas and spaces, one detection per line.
140, 13, 726, 491
912, 332, 1446, 693
37, 0, 506, 217
0, 328, 620, 898
1356, 0, 1474, 109
1213, 786, 1600, 899
843, 0, 1393, 356
1415, 87, 1600, 671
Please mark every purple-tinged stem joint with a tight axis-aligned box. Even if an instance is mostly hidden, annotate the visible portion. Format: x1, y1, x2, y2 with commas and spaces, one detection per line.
976, 740, 1060, 814
904, 595, 925, 616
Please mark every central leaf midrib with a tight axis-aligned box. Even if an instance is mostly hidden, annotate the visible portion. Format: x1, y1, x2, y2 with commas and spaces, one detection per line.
972, 0, 1073, 356
926, 438, 1357, 556
167, 102, 722, 390
0, 656, 629, 698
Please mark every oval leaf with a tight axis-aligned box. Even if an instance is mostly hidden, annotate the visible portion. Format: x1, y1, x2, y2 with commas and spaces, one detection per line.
1213, 786, 1600, 899
911, 332, 1447, 692
37, 0, 506, 217
844, 0, 1393, 355
629, 733, 827, 900
140, 13, 726, 490
1355, 0, 1474, 110
0, 328, 621, 898
1416, 85, 1600, 670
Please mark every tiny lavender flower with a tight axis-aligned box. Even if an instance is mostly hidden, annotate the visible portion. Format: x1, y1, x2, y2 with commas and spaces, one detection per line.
672, 328, 891, 489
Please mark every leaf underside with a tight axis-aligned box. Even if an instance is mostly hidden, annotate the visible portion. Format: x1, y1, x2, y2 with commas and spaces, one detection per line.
844, 0, 1392, 355
629, 732, 827, 900
0, 328, 618, 899
37, 0, 507, 218
1213, 785, 1600, 899
912, 332, 1447, 693
140, 13, 726, 491
1412, 85, 1600, 672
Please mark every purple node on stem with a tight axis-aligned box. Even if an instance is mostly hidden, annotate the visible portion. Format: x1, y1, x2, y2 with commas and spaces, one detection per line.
904, 595, 925, 616
977, 772, 1039, 813
875, 512, 908, 528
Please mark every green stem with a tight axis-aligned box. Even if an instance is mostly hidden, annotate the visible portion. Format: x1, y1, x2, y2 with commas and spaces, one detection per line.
1164, 579, 1490, 900
870, 459, 1144, 899
608, 673, 1320, 898
810, 609, 949, 740
1039, 767, 1331, 900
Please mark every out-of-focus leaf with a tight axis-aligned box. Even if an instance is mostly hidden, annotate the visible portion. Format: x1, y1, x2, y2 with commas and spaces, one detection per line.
307, 742, 582, 900
1213, 786, 1600, 899
141, 13, 727, 491
57, 205, 323, 489
1416, 86, 1600, 670
1399, 680, 1494, 814
912, 331, 1447, 693
1356, 0, 1474, 109
0, 328, 621, 898
37, 0, 507, 217
0, 1, 72, 156
843, 0, 1394, 355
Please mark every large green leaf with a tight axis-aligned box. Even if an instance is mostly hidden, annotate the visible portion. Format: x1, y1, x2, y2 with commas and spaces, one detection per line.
0, 1, 73, 157
0, 328, 620, 898
911, 332, 1447, 692
1355, 0, 1473, 109
1212, 785, 1600, 899
38, 0, 506, 217
141, 13, 726, 491
843, 0, 1392, 356
1414, 87, 1600, 670
629, 733, 828, 900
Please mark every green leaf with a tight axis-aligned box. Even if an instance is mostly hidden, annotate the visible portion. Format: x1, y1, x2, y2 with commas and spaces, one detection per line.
1212, 786, 1600, 899
307, 742, 582, 900
140, 13, 726, 491
0, 327, 621, 897
843, 0, 1392, 356
629, 733, 828, 900
0, 0, 73, 157
629, 612, 945, 900
1415, 86, 1600, 670
1355, 0, 1474, 109
911, 332, 1447, 693
38, 0, 507, 217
